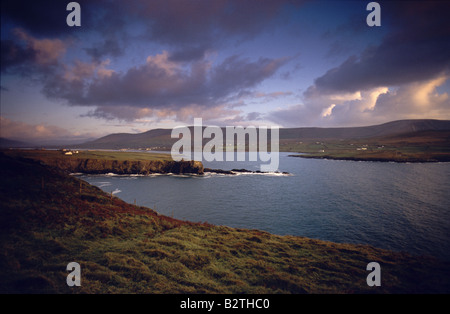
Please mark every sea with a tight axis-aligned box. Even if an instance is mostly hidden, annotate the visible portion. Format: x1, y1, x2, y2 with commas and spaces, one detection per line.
77, 152, 450, 261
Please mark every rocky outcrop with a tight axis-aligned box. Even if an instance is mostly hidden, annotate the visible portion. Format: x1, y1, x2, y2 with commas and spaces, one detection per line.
39, 158, 204, 175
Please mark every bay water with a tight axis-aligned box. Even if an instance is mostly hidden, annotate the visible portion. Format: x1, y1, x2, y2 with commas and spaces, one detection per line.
78, 152, 450, 261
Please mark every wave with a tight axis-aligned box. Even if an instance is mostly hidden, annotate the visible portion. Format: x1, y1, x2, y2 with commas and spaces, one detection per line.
97, 182, 112, 188
230, 171, 291, 176
202, 171, 291, 177
166, 173, 200, 178
76, 170, 291, 179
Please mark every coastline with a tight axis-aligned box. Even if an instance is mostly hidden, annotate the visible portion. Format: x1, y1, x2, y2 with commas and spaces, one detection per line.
288, 153, 450, 163
2, 149, 291, 175
1, 152, 450, 293
1, 149, 204, 175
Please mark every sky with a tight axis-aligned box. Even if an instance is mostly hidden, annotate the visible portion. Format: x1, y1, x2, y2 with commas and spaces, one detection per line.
1, 0, 450, 145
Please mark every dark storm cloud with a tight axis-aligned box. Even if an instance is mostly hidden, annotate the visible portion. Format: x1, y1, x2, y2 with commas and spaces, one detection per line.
309, 1, 450, 95
208, 55, 290, 102
134, 0, 295, 48
42, 53, 288, 114
1, 0, 301, 121
1, 0, 70, 37
1, 39, 35, 72
84, 38, 124, 61
1, 0, 108, 37
168, 46, 210, 63
1, 0, 121, 64
2, 0, 304, 62
1, 28, 67, 76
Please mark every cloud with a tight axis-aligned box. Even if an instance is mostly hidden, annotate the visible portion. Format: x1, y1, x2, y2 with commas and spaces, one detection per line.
133, 0, 302, 61
371, 76, 450, 120
84, 38, 124, 61
1, 0, 75, 37
42, 52, 288, 121
1, 11, 291, 123
268, 76, 450, 127
321, 104, 336, 118
0, 117, 96, 143
81, 103, 243, 125
14, 29, 66, 65
62, 59, 114, 81
267, 1, 450, 127
253, 91, 293, 100
310, 1, 450, 95
3, 0, 448, 130
1, 29, 67, 75
3, 0, 305, 62
1, 0, 300, 125
1, 39, 33, 72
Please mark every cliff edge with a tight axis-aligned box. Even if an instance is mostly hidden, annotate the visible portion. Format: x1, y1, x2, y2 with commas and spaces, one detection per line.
1, 150, 204, 175
47, 158, 205, 175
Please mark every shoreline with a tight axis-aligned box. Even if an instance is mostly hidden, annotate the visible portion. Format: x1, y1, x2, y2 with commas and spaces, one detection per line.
4, 147, 450, 165
2, 149, 292, 175
204, 168, 290, 175
1, 152, 450, 293
288, 153, 450, 163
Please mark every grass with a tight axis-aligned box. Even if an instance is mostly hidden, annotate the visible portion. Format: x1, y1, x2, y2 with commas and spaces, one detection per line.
1, 149, 173, 162
1, 152, 449, 294
283, 131, 450, 162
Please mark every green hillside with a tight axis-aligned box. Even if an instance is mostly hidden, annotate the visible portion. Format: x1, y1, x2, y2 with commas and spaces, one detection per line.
1, 152, 449, 294
63, 119, 450, 162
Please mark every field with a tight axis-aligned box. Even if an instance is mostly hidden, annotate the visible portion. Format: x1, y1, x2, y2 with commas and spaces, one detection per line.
2, 149, 173, 162
283, 131, 450, 162
1, 151, 449, 294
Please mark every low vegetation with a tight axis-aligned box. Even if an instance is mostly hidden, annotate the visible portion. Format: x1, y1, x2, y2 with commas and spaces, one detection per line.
1, 152, 449, 294
285, 131, 450, 162
2, 149, 173, 162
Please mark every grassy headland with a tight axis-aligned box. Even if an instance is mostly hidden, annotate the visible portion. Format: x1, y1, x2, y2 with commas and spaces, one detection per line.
2, 149, 173, 162
0, 151, 449, 294
1, 149, 203, 175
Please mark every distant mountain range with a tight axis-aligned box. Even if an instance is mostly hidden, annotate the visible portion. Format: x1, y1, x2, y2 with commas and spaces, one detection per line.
1, 119, 449, 150
69, 119, 450, 150
0, 138, 31, 148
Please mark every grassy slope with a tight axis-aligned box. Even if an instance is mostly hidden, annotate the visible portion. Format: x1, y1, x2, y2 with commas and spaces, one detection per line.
283, 130, 450, 162
2, 149, 173, 162
1, 153, 449, 294
70, 120, 450, 163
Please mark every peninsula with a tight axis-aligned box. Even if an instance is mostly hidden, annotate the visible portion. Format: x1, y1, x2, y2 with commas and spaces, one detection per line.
2, 149, 204, 175
1, 149, 287, 176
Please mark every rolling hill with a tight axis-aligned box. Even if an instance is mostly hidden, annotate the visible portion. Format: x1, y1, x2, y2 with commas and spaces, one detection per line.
71, 119, 450, 151
0, 138, 31, 148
